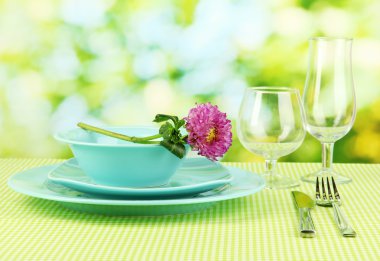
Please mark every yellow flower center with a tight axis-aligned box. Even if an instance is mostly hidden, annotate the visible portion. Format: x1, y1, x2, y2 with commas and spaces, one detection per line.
206, 127, 217, 143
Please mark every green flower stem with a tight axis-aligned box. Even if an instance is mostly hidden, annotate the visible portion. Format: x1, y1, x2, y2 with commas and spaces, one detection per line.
77, 122, 161, 144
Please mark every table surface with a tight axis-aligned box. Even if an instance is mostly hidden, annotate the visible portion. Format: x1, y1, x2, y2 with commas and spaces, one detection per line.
1, 159, 379, 260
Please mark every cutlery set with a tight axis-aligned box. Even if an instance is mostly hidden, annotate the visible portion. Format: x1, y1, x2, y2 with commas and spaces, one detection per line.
292, 177, 356, 238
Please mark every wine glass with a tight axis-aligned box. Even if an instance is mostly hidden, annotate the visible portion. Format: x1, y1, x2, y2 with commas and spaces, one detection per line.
237, 87, 306, 189
301, 37, 356, 184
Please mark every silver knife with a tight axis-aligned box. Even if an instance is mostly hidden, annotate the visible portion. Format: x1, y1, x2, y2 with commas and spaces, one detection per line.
292, 191, 316, 238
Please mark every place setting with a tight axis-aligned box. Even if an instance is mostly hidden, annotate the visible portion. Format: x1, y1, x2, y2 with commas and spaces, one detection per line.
7, 37, 358, 230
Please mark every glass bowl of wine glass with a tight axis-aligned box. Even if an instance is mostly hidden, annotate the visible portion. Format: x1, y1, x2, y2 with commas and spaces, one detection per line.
237, 87, 306, 189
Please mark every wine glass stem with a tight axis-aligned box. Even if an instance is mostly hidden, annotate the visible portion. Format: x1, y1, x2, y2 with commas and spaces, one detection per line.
322, 142, 334, 171
265, 159, 277, 176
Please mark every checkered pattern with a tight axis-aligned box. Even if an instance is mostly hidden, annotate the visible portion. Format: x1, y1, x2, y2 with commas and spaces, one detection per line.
1, 159, 379, 260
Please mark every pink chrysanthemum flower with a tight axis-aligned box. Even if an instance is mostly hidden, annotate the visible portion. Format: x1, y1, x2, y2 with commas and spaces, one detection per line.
185, 103, 232, 161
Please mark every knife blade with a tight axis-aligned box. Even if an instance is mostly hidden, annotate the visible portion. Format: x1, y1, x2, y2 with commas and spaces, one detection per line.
291, 191, 316, 238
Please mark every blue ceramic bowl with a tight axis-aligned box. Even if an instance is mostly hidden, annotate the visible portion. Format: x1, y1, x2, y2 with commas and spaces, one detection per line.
54, 126, 188, 187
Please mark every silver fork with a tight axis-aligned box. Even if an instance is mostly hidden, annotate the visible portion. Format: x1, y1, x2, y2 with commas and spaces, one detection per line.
316, 177, 357, 237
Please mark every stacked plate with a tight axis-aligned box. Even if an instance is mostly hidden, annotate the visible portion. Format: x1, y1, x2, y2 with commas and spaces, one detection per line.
8, 157, 265, 216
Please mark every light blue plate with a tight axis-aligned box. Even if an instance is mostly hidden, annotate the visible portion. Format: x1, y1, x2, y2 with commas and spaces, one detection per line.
8, 164, 265, 216
47, 158, 233, 198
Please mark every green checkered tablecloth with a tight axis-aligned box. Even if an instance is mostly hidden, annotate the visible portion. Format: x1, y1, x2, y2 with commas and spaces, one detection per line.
1, 159, 379, 260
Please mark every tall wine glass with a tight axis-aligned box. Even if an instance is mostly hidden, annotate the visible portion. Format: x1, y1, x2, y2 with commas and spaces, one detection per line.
238, 87, 306, 189
301, 37, 356, 184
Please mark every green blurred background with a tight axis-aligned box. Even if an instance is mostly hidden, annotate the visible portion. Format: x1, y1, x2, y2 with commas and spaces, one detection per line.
0, 0, 379, 163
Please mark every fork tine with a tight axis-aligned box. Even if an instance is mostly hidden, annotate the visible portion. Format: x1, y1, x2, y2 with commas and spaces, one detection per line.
326, 177, 334, 200
331, 177, 341, 201
321, 177, 327, 200
316, 177, 320, 200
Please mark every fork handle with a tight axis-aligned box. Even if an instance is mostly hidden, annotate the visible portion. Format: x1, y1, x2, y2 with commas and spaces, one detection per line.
299, 208, 316, 238
332, 203, 357, 237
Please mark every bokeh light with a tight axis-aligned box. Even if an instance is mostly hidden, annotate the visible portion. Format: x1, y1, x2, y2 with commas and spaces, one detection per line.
0, 0, 378, 163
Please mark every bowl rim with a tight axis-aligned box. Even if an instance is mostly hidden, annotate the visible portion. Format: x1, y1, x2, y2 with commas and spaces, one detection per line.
54, 126, 163, 148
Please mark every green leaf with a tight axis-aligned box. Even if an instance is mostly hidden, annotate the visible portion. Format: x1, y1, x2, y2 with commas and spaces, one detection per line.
153, 114, 179, 124
160, 140, 186, 158
159, 122, 174, 139
171, 129, 182, 143
155, 115, 187, 158
176, 119, 186, 129
160, 123, 183, 143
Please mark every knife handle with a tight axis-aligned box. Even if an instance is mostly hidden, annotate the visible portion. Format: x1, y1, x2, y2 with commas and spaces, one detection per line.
299, 208, 316, 238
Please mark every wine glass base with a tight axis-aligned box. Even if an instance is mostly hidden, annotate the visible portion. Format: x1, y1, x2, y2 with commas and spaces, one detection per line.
301, 169, 352, 184
263, 173, 299, 190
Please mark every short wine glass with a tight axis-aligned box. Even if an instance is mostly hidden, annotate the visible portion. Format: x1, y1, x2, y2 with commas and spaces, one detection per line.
237, 87, 306, 189
301, 37, 356, 184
